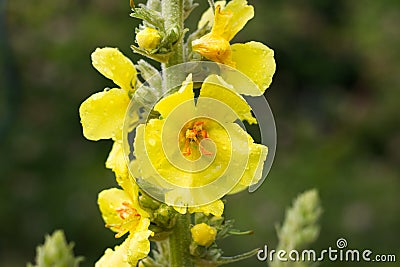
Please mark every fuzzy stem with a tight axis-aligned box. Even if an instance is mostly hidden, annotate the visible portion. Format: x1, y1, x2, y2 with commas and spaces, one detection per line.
169, 212, 193, 267
161, 0, 185, 93
162, 0, 184, 67
161, 0, 193, 266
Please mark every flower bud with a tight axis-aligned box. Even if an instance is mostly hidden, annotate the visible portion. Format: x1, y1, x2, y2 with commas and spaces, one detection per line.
139, 193, 161, 210
27, 230, 83, 267
136, 27, 161, 51
191, 223, 217, 247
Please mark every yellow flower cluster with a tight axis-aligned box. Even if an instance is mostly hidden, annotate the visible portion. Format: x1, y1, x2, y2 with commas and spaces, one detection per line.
80, 47, 153, 266
79, 0, 277, 265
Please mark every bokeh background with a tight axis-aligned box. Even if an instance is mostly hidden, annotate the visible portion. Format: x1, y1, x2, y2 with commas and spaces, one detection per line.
1, 0, 399, 266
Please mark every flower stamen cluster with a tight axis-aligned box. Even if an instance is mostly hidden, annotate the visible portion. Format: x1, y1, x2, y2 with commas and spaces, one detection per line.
181, 120, 212, 157
106, 202, 142, 238
116, 202, 140, 221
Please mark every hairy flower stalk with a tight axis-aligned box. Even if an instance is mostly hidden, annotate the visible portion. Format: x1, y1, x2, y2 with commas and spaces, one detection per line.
161, 0, 186, 97
161, 1, 194, 266
24, 1, 328, 267
77, 0, 279, 266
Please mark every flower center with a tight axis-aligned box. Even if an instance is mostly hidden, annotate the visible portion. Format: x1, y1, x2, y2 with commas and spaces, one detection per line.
108, 201, 141, 238
181, 120, 213, 158
116, 201, 140, 220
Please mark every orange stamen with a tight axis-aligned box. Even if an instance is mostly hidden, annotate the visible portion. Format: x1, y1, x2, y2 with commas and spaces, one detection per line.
105, 201, 141, 238
182, 120, 213, 157
116, 202, 140, 220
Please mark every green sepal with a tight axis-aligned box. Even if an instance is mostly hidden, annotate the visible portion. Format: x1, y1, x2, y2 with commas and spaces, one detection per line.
131, 45, 172, 63
213, 248, 260, 266
227, 229, 254, 236
186, 22, 210, 59
139, 192, 162, 210
152, 204, 177, 229
130, 5, 165, 31
148, 224, 172, 241
136, 60, 162, 90
166, 26, 181, 45
139, 241, 170, 267
192, 248, 259, 267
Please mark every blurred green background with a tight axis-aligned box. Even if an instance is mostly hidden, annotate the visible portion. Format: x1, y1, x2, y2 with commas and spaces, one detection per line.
1, 0, 399, 266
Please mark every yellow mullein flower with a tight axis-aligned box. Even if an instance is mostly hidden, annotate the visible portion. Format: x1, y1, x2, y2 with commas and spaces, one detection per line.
132, 74, 268, 209
136, 27, 162, 51
191, 223, 217, 247
95, 219, 152, 267
96, 175, 153, 267
192, 4, 234, 65
79, 47, 137, 179
192, 0, 276, 93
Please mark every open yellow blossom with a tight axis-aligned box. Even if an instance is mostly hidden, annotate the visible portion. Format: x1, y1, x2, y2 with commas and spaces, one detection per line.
79, 47, 137, 179
132, 74, 268, 209
192, 0, 276, 93
95, 219, 152, 267
96, 175, 153, 267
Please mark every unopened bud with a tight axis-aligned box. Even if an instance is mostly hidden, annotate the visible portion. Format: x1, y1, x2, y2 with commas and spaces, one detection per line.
191, 223, 217, 247
136, 27, 161, 51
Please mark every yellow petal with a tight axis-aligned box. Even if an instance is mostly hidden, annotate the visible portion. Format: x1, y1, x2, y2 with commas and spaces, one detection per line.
133, 74, 263, 206
173, 206, 187, 214
91, 47, 137, 93
188, 200, 224, 217
134, 119, 252, 207
106, 141, 128, 181
192, 0, 253, 65
199, 75, 256, 124
79, 88, 129, 141
95, 220, 152, 267
192, 32, 233, 65
95, 238, 131, 267
210, 4, 232, 38
127, 218, 153, 266
231, 41, 276, 93
98, 188, 132, 236
198, 1, 226, 29
154, 74, 195, 118
120, 178, 149, 218
134, 119, 231, 188
117, 174, 138, 203
193, 4, 234, 65
229, 134, 268, 194
221, 0, 254, 41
